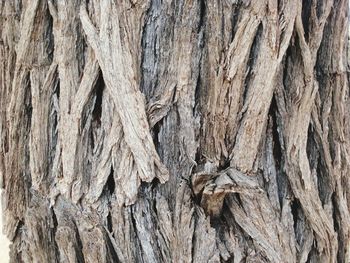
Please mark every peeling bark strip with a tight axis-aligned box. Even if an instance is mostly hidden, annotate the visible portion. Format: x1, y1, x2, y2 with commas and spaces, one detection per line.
79, 0, 169, 205
0, 0, 349, 262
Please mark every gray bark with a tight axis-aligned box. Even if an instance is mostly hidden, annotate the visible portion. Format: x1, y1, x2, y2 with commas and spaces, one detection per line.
0, 0, 349, 262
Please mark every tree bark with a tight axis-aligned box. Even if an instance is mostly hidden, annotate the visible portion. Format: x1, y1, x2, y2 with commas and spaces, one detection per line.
0, 0, 349, 262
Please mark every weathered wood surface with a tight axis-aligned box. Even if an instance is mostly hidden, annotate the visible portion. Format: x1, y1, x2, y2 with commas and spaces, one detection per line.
0, 0, 349, 262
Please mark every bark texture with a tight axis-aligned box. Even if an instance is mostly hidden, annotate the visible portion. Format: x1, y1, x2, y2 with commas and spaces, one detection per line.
0, 0, 349, 262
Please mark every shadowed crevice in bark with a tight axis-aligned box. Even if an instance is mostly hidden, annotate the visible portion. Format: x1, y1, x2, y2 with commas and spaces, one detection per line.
193, 70, 202, 117
105, 167, 115, 196
24, 74, 33, 189
104, 230, 121, 263
290, 198, 301, 234
106, 211, 113, 234
301, 0, 312, 42
44, 6, 55, 63
89, 71, 104, 150
52, 207, 58, 230
197, 0, 206, 34
331, 192, 344, 262
306, 123, 332, 206
152, 117, 165, 159
91, 72, 104, 126
74, 227, 85, 263
269, 96, 283, 172
25, 72, 33, 134
12, 220, 24, 244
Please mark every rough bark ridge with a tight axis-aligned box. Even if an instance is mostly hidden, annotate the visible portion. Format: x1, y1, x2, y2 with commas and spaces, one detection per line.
0, 0, 349, 262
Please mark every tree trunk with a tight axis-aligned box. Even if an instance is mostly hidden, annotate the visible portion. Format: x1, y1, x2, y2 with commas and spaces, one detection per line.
1, 0, 349, 262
